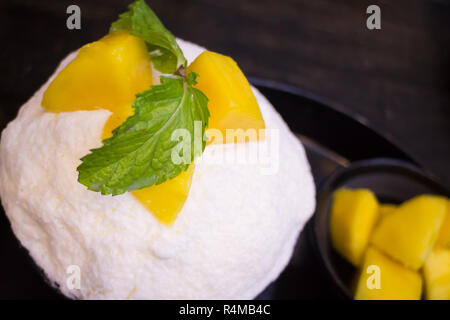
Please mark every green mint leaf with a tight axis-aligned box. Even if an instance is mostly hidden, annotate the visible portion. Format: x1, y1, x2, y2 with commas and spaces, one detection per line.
185, 71, 199, 86
77, 76, 209, 196
110, 0, 186, 74
190, 86, 210, 155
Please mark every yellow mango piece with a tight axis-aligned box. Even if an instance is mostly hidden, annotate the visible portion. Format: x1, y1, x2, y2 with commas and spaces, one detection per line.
379, 204, 397, 220
423, 249, 450, 300
355, 247, 422, 300
42, 31, 193, 226
436, 200, 450, 248
132, 164, 195, 226
371, 195, 447, 270
187, 51, 265, 143
42, 30, 152, 113
101, 102, 134, 139
330, 188, 379, 266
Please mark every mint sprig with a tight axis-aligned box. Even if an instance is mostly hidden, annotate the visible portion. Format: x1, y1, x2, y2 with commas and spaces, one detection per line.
110, 0, 186, 74
77, 0, 210, 196
78, 75, 209, 195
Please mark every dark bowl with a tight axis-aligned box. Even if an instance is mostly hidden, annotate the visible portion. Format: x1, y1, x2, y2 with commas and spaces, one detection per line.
313, 158, 450, 299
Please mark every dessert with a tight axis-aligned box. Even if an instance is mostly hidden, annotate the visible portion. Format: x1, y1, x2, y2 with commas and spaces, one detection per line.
329, 188, 379, 266
330, 189, 449, 300
371, 195, 447, 270
423, 249, 450, 300
0, 0, 315, 299
354, 247, 422, 300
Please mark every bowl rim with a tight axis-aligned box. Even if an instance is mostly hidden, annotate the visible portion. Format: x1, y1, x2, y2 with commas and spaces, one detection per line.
312, 157, 450, 299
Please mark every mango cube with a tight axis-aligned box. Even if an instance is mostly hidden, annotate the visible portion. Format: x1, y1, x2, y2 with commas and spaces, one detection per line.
371, 195, 447, 270
330, 188, 379, 266
132, 164, 195, 226
42, 30, 152, 113
423, 249, 450, 300
355, 247, 422, 300
436, 200, 450, 248
379, 204, 397, 220
187, 51, 265, 143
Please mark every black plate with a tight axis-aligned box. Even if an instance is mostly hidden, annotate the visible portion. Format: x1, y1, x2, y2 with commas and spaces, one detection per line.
0, 80, 419, 299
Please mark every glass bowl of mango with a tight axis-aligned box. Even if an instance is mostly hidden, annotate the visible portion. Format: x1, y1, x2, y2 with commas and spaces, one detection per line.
314, 158, 450, 300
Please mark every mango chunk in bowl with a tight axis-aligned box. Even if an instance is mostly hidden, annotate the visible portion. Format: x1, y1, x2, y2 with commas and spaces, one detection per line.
313, 158, 450, 300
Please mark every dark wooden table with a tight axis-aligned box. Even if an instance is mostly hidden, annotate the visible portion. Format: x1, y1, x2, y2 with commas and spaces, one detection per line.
0, 0, 449, 299
1, 0, 449, 185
